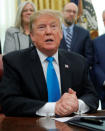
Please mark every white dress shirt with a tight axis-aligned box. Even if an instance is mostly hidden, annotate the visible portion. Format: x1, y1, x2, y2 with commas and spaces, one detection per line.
62, 23, 74, 39
36, 48, 89, 116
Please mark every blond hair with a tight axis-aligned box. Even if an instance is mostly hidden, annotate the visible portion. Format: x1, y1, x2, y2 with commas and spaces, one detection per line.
30, 9, 63, 32
15, 1, 36, 32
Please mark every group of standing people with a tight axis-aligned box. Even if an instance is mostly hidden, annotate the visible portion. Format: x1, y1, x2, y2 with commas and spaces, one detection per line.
3, 1, 36, 54
0, 1, 104, 116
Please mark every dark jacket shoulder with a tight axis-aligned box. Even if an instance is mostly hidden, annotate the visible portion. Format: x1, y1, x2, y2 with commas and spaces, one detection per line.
59, 49, 87, 65
3, 47, 35, 67
6, 27, 20, 35
94, 34, 105, 42
74, 25, 89, 35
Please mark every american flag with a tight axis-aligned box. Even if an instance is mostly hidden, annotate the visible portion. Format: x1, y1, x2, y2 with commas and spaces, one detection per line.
70, 0, 79, 5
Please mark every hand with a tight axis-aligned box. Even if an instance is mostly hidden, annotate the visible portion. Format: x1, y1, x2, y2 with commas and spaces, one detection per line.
55, 88, 78, 116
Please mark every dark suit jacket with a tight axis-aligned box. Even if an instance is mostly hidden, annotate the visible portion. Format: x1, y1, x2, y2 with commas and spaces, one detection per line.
90, 34, 105, 107
0, 47, 98, 116
59, 25, 93, 67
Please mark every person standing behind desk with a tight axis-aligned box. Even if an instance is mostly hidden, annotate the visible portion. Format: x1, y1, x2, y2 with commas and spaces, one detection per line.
102, 10, 105, 27
0, 10, 98, 117
102, 10, 105, 34
59, 2, 93, 67
3, 1, 36, 55
90, 34, 105, 109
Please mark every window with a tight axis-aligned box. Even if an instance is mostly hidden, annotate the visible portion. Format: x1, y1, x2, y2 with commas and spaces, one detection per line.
0, 0, 16, 53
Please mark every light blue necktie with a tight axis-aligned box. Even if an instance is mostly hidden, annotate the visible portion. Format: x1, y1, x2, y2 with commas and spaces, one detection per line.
46, 57, 60, 102
66, 28, 72, 52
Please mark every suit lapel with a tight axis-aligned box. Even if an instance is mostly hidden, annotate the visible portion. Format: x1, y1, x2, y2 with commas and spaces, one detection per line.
29, 48, 73, 97
58, 51, 72, 94
29, 48, 48, 99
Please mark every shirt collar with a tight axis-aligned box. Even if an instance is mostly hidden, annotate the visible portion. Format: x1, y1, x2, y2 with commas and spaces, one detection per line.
62, 23, 74, 31
36, 48, 59, 64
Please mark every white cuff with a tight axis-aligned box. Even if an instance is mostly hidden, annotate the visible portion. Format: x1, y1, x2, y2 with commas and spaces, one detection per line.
76, 99, 90, 114
36, 102, 56, 116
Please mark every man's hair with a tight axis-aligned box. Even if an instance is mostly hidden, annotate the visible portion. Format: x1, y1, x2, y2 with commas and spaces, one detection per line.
63, 2, 78, 14
15, 1, 36, 32
30, 9, 63, 32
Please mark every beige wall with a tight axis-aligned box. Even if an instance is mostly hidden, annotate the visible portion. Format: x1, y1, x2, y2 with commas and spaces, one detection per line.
19, 0, 70, 11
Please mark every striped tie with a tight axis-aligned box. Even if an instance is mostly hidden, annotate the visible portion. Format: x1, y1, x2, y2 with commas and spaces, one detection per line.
66, 28, 72, 52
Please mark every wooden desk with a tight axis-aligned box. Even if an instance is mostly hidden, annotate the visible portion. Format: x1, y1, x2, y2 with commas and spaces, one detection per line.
0, 110, 105, 131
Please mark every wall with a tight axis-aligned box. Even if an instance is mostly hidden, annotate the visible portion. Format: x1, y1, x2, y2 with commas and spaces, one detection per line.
92, 0, 105, 35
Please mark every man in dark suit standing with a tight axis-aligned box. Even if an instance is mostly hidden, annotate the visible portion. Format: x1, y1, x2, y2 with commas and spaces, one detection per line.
0, 9, 98, 117
59, 2, 93, 67
90, 34, 105, 109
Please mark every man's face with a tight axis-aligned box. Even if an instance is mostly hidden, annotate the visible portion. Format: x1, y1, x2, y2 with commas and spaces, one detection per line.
30, 14, 63, 56
63, 3, 78, 26
103, 12, 105, 26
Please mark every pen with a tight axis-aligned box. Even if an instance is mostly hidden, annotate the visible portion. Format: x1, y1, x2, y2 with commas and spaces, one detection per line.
80, 117, 103, 125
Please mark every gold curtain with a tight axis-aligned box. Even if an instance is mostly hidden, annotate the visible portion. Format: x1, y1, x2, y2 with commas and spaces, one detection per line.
19, 0, 70, 11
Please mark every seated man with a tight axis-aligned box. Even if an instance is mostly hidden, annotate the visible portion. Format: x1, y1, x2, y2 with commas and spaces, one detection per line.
90, 34, 105, 109
0, 9, 98, 117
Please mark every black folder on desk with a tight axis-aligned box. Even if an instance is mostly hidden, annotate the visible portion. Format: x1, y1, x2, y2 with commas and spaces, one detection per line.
67, 116, 105, 131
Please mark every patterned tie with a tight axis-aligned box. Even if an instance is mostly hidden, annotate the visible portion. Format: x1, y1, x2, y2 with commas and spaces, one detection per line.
46, 57, 60, 102
66, 28, 72, 52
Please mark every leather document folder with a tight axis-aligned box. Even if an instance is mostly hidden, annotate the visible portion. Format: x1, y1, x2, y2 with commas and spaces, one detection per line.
67, 116, 105, 131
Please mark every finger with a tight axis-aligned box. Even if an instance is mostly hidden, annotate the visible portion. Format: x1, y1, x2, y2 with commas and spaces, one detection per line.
62, 99, 78, 112
57, 103, 72, 116
55, 102, 68, 116
56, 107, 67, 116
62, 106, 73, 116
58, 104, 74, 116
68, 88, 76, 94
61, 102, 75, 114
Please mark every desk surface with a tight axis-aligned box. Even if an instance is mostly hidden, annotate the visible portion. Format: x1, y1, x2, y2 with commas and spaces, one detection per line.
0, 110, 105, 131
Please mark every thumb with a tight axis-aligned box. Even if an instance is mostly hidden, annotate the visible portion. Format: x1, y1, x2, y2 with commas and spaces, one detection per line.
68, 88, 76, 94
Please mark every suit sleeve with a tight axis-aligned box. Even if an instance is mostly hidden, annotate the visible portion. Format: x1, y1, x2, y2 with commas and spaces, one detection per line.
0, 56, 46, 116
93, 49, 105, 87
81, 68, 99, 113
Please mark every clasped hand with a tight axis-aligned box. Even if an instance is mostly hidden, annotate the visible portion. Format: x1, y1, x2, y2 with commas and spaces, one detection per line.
55, 88, 78, 116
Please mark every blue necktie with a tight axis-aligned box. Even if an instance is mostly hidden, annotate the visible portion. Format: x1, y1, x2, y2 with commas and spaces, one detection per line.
46, 57, 60, 102
66, 28, 72, 52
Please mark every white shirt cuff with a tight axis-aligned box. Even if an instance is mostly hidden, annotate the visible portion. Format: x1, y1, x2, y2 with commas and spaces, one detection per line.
36, 99, 89, 116
76, 99, 90, 114
36, 102, 56, 116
